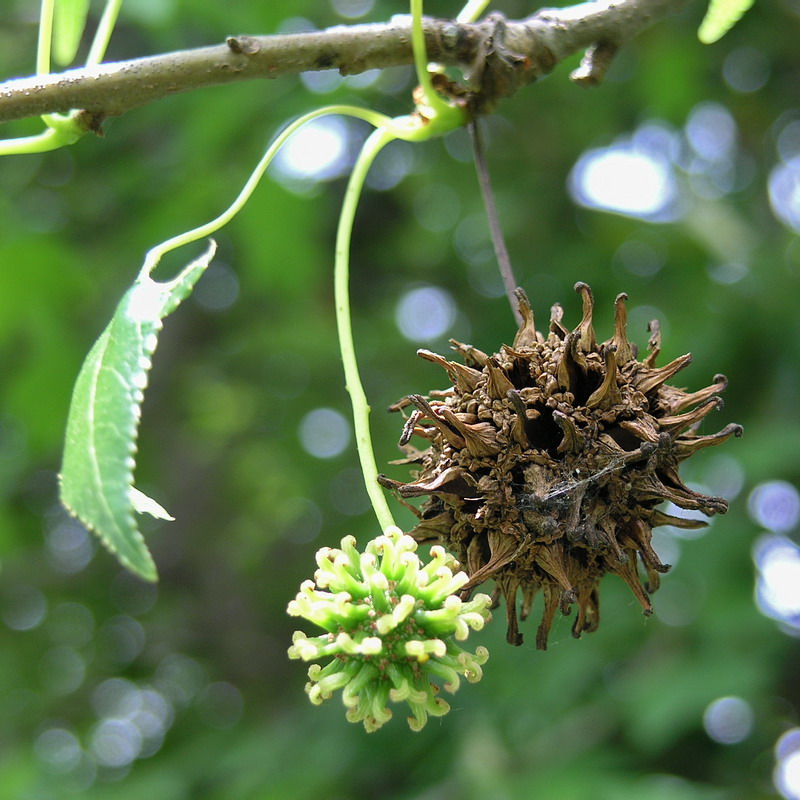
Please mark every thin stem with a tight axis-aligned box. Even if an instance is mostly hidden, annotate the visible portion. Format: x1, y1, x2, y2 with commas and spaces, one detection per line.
456, 0, 491, 23
140, 104, 391, 278
469, 120, 522, 326
334, 127, 398, 532
86, 0, 123, 67
37, 0, 55, 76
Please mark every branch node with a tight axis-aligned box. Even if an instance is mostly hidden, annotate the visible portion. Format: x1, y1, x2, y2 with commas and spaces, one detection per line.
570, 41, 619, 87
226, 36, 261, 56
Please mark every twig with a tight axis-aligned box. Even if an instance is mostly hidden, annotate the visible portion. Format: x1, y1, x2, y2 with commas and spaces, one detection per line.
0, 0, 693, 125
469, 120, 522, 326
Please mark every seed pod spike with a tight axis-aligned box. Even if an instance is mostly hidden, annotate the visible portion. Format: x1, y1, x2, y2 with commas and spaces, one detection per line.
586, 346, 622, 409
450, 339, 489, 367
549, 303, 569, 338
417, 348, 483, 393
609, 550, 653, 615
485, 360, 515, 400
635, 353, 693, 395
658, 396, 723, 436
439, 407, 503, 457
660, 374, 728, 414
536, 585, 561, 650
650, 509, 709, 530
501, 579, 523, 646
607, 293, 634, 364
513, 288, 540, 348
553, 410, 584, 453
534, 543, 574, 596
573, 282, 597, 352
556, 332, 587, 392
673, 423, 743, 459
644, 319, 662, 367
408, 395, 466, 449
508, 390, 531, 446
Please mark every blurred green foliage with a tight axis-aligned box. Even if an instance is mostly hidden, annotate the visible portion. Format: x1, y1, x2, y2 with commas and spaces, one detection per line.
1, 1, 799, 798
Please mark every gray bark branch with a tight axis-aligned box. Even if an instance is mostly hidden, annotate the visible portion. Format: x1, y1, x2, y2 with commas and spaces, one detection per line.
0, 0, 692, 126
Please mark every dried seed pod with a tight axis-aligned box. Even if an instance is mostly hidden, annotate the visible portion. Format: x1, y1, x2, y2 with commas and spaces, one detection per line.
386, 285, 742, 649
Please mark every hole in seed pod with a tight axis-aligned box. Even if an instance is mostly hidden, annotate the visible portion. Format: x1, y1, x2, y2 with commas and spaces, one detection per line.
524, 404, 563, 458
604, 426, 643, 452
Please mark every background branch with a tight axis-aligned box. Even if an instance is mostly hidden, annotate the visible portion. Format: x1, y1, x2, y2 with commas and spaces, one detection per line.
0, 0, 692, 126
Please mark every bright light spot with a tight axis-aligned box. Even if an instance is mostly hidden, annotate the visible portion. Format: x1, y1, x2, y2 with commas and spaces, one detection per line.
298, 408, 350, 459
395, 285, 456, 342
685, 102, 737, 162
707, 260, 749, 285
703, 696, 754, 744
651, 529, 681, 569
91, 718, 142, 768
748, 480, 800, 533
193, 262, 239, 312
659, 500, 711, 540
775, 729, 800, 799
703, 454, 745, 500
569, 144, 679, 221
91, 679, 173, 760
272, 117, 349, 182
769, 157, 800, 234
46, 519, 94, 574
653, 578, 701, 627
753, 534, 800, 631
35, 727, 82, 773
126, 281, 165, 323
300, 70, 343, 94
777, 121, 800, 163
723, 47, 770, 94
344, 69, 381, 89
3, 584, 47, 631
331, 0, 375, 18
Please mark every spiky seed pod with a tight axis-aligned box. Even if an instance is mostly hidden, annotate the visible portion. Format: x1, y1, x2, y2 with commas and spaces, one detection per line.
287, 527, 491, 732
380, 285, 742, 650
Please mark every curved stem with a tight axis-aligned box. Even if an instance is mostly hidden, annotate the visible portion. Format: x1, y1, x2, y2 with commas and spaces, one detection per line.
140, 104, 391, 278
335, 127, 398, 532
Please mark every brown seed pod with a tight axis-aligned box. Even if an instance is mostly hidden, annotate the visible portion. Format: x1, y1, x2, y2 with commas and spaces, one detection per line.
380, 285, 742, 650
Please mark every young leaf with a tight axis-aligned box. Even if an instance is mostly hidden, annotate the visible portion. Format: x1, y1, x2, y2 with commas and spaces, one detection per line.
698, 0, 755, 44
60, 243, 216, 581
54, 0, 92, 66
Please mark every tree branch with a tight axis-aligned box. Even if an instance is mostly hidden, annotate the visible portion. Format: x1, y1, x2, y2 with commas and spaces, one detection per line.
0, 0, 692, 127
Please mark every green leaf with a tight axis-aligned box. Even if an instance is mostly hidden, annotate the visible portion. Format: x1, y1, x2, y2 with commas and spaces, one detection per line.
53, 0, 91, 66
698, 0, 755, 44
60, 243, 216, 581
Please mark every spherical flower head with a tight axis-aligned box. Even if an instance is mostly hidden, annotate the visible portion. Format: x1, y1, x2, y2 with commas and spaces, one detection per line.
287, 526, 491, 732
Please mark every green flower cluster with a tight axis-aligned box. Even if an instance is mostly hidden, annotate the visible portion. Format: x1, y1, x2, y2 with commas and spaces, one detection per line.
287, 526, 491, 732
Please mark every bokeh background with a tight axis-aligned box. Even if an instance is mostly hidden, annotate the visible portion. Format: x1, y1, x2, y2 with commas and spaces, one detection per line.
1, 0, 799, 797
